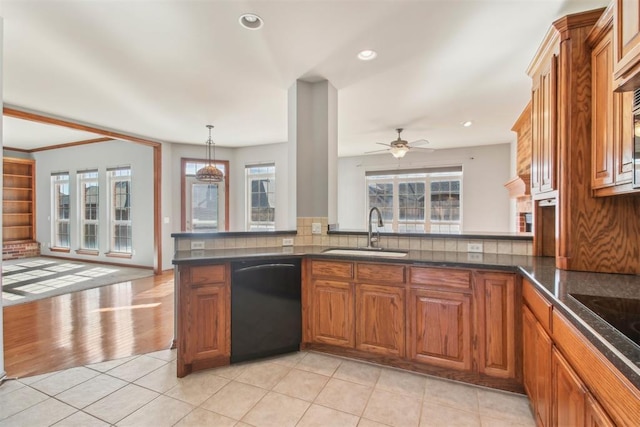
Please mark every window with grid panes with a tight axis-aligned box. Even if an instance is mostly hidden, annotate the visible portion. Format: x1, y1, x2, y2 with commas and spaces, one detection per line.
107, 167, 132, 253
246, 164, 275, 230
51, 172, 70, 248
365, 167, 462, 233
78, 170, 99, 251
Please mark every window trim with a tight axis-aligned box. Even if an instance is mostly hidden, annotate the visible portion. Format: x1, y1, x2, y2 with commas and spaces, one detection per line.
180, 157, 230, 231
77, 169, 100, 252
51, 172, 71, 249
245, 163, 276, 231
365, 167, 463, 233
106, 166, 133, 255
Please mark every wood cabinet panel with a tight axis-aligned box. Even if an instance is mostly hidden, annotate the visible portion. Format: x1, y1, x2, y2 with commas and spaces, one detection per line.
409, 266, 471, 290
592, 28, 615, 189
585, 394, 615, 427
553, 347, 586, 427
614, 0, 640, 89
311, 280, 355, 348
356, 263, 405, 284
190, 264, 225, 284
311, 260, 353, 279
475, 272, 517, 379
552, 310, 640, 426
187, 284, 228, 362
356, 284, 404, 357
177, 264, 230, 378
406, 287, 472, 371
523, 279, 552, 334
531, 53, 558, 197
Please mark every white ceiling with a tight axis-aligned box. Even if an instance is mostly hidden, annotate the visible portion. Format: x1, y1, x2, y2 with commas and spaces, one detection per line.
0, 0, 609, 156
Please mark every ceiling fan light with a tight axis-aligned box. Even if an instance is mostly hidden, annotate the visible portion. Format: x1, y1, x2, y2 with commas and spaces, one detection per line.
390, 145, 408, 158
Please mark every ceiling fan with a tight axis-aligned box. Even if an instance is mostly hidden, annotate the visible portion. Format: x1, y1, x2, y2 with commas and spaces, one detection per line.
366, 128, 434, 158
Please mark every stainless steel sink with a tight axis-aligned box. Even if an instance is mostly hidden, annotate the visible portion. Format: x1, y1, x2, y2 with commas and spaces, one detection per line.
321, 248, 408, 258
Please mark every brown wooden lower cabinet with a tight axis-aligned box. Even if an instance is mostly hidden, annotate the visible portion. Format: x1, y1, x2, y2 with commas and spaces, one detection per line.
585, 394, 615, 427
305, 260, 520, 391
406, 287, 472, 371
553, 347, 586, 427
310, 279, 355, 348
523, 305, 553, 427
356, 284, 404, 357
475, 271, 518, 379
177, 264, 230, 378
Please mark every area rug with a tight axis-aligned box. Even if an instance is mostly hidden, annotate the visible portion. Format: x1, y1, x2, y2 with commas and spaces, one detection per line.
1, 257, 154, 306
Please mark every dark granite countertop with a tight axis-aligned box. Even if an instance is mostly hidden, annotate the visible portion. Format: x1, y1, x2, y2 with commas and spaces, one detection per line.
172, 246, 640, 388
519, 257, 640, 389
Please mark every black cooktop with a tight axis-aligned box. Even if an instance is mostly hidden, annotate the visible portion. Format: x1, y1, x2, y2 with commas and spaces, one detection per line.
570, 293, 640, 347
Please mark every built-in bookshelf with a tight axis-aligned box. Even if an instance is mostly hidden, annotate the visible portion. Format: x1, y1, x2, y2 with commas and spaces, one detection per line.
3, 157, 36, 243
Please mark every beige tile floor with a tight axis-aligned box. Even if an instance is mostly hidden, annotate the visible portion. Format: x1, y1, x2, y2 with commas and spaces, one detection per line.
0, 350, 536, 427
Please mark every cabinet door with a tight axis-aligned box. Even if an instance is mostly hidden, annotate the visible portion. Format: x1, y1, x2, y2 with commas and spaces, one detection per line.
615, 0, 640, 70
185, 282, 229, 363
475, 272, 516, 379
407, 288, 472, 371
311, 280, 355, 348
614, 90, 634, 184
592, 30, 615, 189
534, 321, 553, 427
356, 284, 405, 357
531, 55, 558, 195
523, 306, 537, 399
553, 348, 586, 427
585, 394, 615, 427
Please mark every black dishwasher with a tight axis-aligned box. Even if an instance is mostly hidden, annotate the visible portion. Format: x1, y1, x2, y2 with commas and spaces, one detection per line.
230, 257, 302, 363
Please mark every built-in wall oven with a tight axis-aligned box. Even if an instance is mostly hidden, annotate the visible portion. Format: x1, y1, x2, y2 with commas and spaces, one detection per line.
633, 89, 640, 188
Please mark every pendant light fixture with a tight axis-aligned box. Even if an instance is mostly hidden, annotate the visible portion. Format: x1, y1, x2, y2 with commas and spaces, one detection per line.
196, 125, 224, 182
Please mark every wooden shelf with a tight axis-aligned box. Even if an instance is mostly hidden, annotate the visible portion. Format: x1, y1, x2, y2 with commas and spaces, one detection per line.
3, 157, 36, 244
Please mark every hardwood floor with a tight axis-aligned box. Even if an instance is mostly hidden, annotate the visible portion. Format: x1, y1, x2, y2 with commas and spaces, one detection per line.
2, 270, 174, 378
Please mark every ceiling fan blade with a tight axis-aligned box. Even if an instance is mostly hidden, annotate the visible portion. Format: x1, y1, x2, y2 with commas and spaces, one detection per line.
411, 147, 435, 153
409, 139, 430, 146
376, 142, 391, 147
365, 148, 390, 154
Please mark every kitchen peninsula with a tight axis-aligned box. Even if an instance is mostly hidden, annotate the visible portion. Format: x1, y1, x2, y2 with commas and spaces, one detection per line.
172, 232, 640, 427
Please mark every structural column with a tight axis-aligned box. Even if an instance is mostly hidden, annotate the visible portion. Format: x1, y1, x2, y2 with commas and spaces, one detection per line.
287, 80, 338, 225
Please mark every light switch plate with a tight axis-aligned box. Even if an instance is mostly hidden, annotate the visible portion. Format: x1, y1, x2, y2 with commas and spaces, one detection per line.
311, 222, 322, 234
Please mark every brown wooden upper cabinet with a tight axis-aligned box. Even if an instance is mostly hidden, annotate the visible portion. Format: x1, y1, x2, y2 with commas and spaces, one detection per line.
589, 5, 637, 196
613, 0, 640, 91
528, 35, 559, 199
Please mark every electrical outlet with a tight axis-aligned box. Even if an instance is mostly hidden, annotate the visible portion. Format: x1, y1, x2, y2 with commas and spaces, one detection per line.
191, 241, 205, 250
467, 243, 483, 253
467, 252, 483, 262
282, 238, 294, 246
311, 222, 322, 234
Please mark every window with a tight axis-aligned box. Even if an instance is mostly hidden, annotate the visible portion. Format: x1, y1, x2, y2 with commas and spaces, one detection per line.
78, 170, 99, 251
366, 167, 462, 233
51, 172, 70, 248
181, 159, 229, 232
107, 167, 132, 254
246, 164, 276, 230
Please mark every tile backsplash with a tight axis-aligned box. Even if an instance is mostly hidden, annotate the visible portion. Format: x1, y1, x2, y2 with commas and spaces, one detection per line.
175, 217, 533, 256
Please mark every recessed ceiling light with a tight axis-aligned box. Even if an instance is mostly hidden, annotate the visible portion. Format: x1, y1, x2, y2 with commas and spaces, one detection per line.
462, 120, 473, 127
357, 50, 377, 61
239, 13, 263, 30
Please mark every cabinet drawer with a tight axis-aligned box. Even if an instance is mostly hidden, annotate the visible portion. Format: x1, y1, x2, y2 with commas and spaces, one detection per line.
189, 264, 226, 284
409, 267, 471, 290
357, 263, 405, 284
523, 279, 552, 334
311, 260, 354, 279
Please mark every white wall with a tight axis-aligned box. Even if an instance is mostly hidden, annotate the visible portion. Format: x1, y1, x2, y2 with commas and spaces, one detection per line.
169, 141, 291, 232
337, 143, 512, 233
161, 142, 174, 270
232, 142, 291, 231
33, 140, 155, 267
